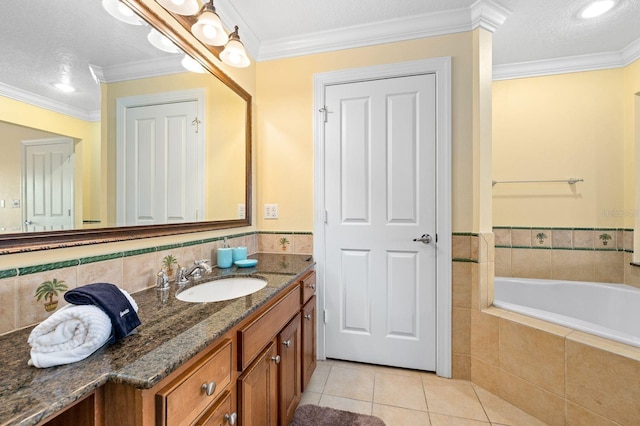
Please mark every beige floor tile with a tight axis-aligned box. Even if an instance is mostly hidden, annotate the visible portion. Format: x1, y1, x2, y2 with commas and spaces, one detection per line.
298, 391, 321, 406
429, 413, 491, 426
304, 361, 331, 393
326, 358, 378, 371
473, 385, 547, 426
318, 394, 372, 415
374, 364, 425, 377
373, 404, 431, 425
374, 372, 428, 410
323, 365, 375, 401
423, 378, 489, 422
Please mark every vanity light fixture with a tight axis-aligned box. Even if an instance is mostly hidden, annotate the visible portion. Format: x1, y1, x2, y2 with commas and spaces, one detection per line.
579, 0, 616, 18
156, 0, 251, 68
147, 28, 181, 53
102, 0, 143, 25
220, 26, 251, 68
156, 0, 201, 16
191, 1, 227, 46
181, 54, 207, 73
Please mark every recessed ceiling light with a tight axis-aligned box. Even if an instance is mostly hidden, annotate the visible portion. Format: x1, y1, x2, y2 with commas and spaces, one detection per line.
53, 82, 75, 93
579, 0, 616, 19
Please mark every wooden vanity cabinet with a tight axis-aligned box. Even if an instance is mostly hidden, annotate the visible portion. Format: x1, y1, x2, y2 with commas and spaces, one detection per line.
99, 268, 316, 426
301, 295, 316, 391
277, 314, 301, 426
237, 342, 278, 426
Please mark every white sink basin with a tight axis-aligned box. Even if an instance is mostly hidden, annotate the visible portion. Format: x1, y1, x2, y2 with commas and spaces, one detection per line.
176, 277, 267, 303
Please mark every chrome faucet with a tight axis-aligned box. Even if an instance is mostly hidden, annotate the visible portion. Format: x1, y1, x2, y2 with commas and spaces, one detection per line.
178, 259, 212, 283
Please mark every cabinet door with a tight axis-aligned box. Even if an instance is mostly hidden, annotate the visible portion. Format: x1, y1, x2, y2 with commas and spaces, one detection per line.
301, 296, 317, 392
278, 314, 301, 426
238, 342, 278, 426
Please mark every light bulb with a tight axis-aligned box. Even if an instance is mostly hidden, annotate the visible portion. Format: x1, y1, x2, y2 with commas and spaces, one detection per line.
580, 0, 615, 19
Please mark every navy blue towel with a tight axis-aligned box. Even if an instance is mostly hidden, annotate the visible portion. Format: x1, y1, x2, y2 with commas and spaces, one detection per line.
64, 283, 141, 340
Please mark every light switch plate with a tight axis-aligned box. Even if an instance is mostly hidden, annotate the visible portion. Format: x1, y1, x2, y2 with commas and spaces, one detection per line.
237, 203, 246, 219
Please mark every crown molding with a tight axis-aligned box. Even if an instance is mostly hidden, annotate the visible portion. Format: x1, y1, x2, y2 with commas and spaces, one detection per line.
0, 81, 100, 122
101, 55, 184, 83
0, 56, 187, 122
471, 0, 511, 32
256, 0, 510, 61
493, 37, 640, 80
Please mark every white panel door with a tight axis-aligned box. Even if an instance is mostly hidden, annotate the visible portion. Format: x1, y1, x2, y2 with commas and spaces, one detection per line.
324, 74, 437, 370
122, 101, 199, 225
22, 138, 74, 231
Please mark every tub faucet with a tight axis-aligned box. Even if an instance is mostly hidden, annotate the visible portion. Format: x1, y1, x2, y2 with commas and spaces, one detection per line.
180, 259, 212, 282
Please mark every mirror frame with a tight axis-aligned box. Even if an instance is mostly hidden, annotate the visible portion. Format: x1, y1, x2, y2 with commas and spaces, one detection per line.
0, 0, 252, 255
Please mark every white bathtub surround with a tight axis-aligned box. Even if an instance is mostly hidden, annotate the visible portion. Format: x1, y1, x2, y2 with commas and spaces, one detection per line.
494, 277, 640, 347
471, 287, 640, 425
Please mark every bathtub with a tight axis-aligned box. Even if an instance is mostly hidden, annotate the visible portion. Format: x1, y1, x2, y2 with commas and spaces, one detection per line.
494, 277, 640, 347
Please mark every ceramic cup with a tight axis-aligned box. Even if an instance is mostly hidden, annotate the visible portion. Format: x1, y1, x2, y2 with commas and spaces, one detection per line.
232, 246, 248, 262
217, 247, 233, 268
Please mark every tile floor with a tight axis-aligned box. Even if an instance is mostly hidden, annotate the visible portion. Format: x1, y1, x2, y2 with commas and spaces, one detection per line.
297, 359, 548, 426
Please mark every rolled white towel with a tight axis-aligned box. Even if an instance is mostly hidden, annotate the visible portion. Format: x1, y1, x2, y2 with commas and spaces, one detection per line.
27, 288, 138, 368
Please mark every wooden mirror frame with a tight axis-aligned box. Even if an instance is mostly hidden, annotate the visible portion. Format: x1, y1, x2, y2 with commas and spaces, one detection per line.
0, 0, 252, 255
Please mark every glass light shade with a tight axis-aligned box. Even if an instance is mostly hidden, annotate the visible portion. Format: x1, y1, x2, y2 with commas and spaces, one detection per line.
102, 0, 143, 25
147, 28, 180, 53
580, 0, 615, 18
220, 38, 250, 68
156, 0, 200, 16
191, 9, 227, 46
181, 54, 207, 73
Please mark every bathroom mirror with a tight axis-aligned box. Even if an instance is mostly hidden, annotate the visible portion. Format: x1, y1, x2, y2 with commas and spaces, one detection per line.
0, 0, 251, 253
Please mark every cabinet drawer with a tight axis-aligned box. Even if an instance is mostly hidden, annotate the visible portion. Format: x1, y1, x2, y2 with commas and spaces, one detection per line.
238, 286, 299, 370
156, 339, 232, 426
194, 390, 233, 426
300, 271, 316, 304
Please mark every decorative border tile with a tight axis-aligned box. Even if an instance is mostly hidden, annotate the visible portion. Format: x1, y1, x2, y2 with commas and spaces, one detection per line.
79, 253, 124, 264
0, 269, 17, 279
19, 260, 80, 276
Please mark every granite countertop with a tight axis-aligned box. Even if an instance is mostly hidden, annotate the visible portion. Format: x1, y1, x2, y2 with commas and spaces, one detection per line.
0, 253, 315, 426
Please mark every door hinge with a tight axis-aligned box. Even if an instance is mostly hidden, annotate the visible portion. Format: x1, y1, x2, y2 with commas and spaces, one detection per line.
435, 233, 438, 243
323, 309, 328, 324
323, 210, 328, 224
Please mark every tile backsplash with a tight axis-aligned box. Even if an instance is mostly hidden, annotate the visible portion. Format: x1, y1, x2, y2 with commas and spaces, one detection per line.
494, 226, 640, 287
0, 231, 313, 335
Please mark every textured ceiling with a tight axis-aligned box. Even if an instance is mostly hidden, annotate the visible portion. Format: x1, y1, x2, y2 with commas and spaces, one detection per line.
1, 0, 640, 116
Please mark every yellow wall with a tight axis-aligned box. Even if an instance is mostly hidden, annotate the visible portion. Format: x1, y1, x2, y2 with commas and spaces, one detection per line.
256, 31, 484, 232
492, 68, 626, 228
0, 95, 99, 226
0, 122, 61, 230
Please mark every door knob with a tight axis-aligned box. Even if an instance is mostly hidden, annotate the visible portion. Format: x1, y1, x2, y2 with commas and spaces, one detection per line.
413, 234, 432, 244
24, 220, 33, 225
271, 355, 281, 364
304, 314, 312, 320
282, 339, 291, 348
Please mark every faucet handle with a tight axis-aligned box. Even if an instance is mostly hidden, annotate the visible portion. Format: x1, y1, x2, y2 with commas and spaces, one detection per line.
156, 270, 169, 290
177, 266, 188, 285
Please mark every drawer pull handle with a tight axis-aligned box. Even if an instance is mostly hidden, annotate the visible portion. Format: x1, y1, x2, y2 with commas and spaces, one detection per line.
304, 314, 312, 320
282, 339, 291, 348
224, 412, 238, 425
201, 381, 216, 396
271, 355, 281, 364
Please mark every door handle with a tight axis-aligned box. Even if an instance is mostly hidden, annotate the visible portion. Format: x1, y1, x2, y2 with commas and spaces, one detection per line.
413, 234, 432, 244
24, 220, 33, 225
